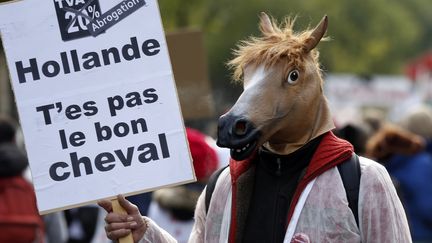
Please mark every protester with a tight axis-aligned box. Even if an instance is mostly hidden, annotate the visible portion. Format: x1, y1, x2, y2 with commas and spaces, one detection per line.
127, 192, 153, 216
367, 106, 432, 241
43, 212, 69, 243
0, 116, 45, 243
0, 115, 16, 144
98, 13, 410, 242
366, 124, 425, 162
0, 143, 45, 243
365, 123, 424, 205
334, 122, 373, 156
0, 115, 69, 243
64, 205, 111, 243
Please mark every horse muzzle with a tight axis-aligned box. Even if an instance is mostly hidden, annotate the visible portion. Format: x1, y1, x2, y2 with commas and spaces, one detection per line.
217, 114, 261, 161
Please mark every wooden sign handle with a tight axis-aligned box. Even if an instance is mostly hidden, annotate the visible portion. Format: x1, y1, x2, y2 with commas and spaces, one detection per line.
112, 199, 134, 243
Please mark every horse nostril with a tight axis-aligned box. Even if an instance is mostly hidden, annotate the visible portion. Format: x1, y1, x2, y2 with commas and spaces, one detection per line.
233, 119, 248, 136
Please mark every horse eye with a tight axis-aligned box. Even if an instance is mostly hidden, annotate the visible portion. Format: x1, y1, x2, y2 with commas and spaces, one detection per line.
287, 70, 299, 84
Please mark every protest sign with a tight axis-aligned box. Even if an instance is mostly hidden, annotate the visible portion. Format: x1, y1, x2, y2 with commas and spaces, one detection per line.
0, 0, 195, 214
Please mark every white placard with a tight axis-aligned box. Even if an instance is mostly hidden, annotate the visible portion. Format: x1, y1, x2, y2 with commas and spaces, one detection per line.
0, 0, 195, 214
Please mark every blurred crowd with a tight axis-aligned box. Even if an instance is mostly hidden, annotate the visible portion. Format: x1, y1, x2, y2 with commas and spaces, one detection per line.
334, 105, 432, 242
1, 103, 432, 242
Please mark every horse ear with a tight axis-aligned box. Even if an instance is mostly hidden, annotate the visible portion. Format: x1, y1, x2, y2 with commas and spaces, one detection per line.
304, 15, 328, 53
259, 12, 274, 35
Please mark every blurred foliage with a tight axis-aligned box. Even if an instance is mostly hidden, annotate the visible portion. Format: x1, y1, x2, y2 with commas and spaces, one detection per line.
159, 0, 432, 110
0, 0, 430, 112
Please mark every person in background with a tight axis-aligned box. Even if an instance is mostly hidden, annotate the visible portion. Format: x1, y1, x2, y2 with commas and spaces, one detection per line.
64, 204, 112, 243
0, 115, 69, 243
366, 106, 432, 242
0, 115, 16, 144
0, 136, 45, 242
334, 122, 373, 156
127, 192, 153, 216
146, 127, 219, 243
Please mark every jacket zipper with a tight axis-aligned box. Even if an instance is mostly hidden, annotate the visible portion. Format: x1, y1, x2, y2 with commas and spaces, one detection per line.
276, 158, 282, 176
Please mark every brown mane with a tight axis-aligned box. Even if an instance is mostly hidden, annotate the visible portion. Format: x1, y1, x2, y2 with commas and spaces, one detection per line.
228, 16, 325, 82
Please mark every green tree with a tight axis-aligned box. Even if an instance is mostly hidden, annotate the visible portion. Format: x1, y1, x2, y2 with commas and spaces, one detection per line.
158, 0, 432, 112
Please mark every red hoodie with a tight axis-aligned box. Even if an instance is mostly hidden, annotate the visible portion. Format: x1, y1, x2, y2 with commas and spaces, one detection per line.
227, 131, 353, 242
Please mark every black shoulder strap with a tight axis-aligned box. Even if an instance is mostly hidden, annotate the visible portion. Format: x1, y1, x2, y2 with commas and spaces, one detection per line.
205, 156, 362, 223
205, 165, 228, 214
337, 153, 361, 227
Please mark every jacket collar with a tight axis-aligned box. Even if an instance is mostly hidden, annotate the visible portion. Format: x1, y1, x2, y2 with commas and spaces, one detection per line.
229, 131, 353, 183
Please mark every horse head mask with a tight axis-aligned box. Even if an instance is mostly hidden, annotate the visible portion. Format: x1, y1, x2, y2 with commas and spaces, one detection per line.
217, 13, 335, 160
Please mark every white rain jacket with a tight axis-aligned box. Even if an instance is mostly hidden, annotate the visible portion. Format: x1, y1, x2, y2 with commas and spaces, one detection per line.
139, 133, 411, 243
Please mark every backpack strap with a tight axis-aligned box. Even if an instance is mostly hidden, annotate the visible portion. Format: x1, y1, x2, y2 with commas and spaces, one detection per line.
205, 165, 229, 214
337, 153, 361, 227
205, 155, 362, 225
